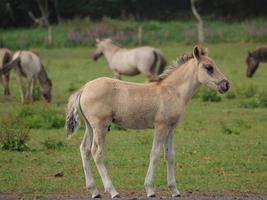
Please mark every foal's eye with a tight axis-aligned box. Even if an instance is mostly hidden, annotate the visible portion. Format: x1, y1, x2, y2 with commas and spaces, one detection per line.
205, 65, 214, 75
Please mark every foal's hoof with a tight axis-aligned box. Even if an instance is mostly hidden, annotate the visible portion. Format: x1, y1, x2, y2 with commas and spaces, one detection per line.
92, 194, 101, 198
112, 193, 120, 198
148, 194, 156, 198
172, 193, 181, 197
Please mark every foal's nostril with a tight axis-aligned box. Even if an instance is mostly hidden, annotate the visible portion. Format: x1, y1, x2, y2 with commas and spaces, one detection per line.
219, 80, 230, 92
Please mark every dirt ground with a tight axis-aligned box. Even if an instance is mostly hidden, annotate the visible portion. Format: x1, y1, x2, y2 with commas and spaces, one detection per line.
1, 191, 267, 200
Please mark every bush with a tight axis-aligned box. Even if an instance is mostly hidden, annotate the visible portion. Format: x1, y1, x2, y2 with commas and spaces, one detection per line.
2, 18, 267, 49
220, 121, 240, 135
0, 115, 30, 151
16, 106, 65, 129
201, 89, 222, 102
42, 138, 65, 150
242, 85, 258, 98
225, 90, 236, 99
240, 94, 267, 108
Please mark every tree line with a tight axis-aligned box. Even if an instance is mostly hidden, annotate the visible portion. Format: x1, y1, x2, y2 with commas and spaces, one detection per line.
1, 0, 267, 28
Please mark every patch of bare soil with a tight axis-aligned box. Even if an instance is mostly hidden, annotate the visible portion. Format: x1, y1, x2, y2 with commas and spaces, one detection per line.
1, 191, 267, 200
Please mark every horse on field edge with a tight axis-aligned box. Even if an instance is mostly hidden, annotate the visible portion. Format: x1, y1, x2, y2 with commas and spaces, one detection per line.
92, 38, 167, 80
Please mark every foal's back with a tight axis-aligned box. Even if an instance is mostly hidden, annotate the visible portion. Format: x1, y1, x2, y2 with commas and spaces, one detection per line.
13, 51, 42, 79
80, 77, 161, 129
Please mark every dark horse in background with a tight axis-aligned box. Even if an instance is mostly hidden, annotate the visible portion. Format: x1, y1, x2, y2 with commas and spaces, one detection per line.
246, 47, 267, 78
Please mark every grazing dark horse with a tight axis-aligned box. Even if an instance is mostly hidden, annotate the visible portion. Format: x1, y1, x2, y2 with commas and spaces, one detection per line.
246, 47, 267, 78
0, 48, 12, 95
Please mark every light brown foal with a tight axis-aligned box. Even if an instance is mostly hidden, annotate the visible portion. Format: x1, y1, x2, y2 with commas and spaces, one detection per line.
66, 46, 229, 198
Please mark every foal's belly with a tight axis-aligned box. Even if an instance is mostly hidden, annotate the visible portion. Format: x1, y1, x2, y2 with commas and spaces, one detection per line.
112, 111, 155, 129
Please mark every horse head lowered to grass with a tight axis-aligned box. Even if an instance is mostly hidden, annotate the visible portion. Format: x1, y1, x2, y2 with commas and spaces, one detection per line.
246, 47, 267, 78
1, 50, 52, 103
66, 46, 229, 198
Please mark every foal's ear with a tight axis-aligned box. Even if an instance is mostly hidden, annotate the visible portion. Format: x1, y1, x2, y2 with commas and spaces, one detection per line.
193, 46, 201, 60
248, 51, 252, 56
96, 38, 100, 43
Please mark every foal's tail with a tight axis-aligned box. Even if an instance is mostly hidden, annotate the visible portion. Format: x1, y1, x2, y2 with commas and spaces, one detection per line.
154, 49, 167, 75
65, 88, 84, 138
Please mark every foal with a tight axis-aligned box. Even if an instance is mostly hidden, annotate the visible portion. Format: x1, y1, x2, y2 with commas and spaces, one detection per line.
66, 46, 229, 198
246, 47, 267, 77
2, 50, 52, 103
0, 48, 12, 95
92, 38, 167, 80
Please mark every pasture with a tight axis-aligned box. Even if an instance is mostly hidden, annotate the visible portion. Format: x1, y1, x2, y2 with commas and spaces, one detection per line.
0, 43, 267, 196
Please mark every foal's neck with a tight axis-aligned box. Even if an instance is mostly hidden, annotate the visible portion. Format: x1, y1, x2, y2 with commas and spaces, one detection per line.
161, 59, 200, 104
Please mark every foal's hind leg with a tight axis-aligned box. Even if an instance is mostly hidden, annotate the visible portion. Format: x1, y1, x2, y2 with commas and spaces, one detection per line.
164, 129, 180, 197
80, 122, 100, 198
91, 124, 119, 198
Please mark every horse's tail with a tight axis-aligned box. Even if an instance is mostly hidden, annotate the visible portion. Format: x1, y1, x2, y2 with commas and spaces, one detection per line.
65, 88, 84, 138
1, 57, 20, 75
154, 49, 167, 75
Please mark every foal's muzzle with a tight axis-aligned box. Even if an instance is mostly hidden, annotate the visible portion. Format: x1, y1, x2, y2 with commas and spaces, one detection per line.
218, 79, 230, 93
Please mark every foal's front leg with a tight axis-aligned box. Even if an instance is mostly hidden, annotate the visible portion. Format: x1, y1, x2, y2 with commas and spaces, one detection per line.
145, 124, 168, 197
164, 129, 180, 197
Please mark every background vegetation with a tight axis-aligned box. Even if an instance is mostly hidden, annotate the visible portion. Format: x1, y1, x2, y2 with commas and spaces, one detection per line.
0, 43, 266, 195
0, 0, 267, 197
2, 18, 267, 49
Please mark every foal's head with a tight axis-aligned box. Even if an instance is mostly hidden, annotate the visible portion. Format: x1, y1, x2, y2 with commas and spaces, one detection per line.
193, 46, 229, 94
246, 52, 259, 78
92, 38, 114, 61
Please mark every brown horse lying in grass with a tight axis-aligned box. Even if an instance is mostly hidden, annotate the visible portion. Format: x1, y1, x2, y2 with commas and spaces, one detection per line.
92, 38, 167, 80
0, 48, 12, 95
66, 46, 229, 198
246, 47, 267, 77
2, 50, 52, 103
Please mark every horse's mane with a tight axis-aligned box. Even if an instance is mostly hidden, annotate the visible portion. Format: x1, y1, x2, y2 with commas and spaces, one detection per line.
154, 47, 207, 82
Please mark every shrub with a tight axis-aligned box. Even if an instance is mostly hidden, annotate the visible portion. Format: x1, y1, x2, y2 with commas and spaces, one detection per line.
68, 82, 78, 92
225, 90, 236, 99
0, 115, 30, 151
42, 138, 65, 150
201, 89, 222, 102
242, 85, 258, 98
16, 106, 65, 129
240, 94, 267, 108
219, 121, 240, 135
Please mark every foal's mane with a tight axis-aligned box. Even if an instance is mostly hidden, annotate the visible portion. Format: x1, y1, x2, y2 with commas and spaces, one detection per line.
154, 47, 207, 81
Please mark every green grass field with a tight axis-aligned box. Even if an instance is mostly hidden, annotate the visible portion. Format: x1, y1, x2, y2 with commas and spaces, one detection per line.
0, 43, 267, 194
